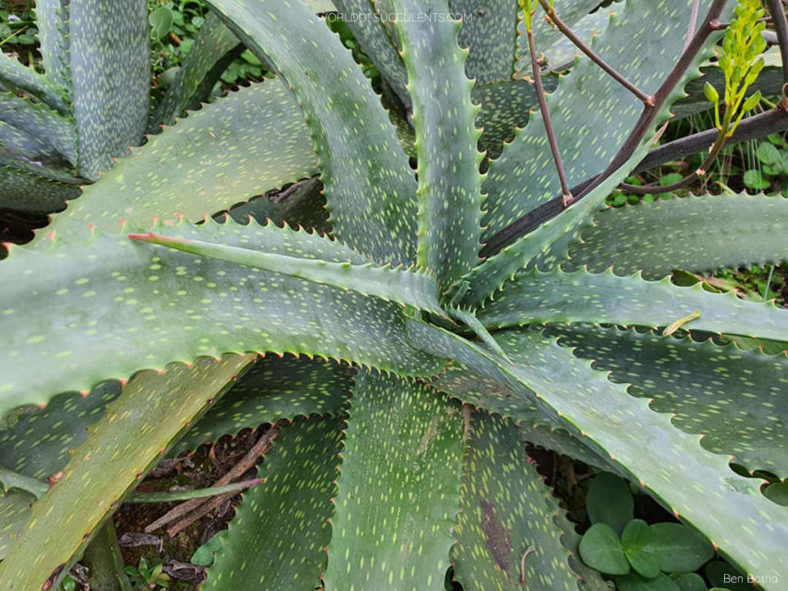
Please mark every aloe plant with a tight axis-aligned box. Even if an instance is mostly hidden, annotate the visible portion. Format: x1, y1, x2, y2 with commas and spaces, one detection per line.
0, 0, 787, 590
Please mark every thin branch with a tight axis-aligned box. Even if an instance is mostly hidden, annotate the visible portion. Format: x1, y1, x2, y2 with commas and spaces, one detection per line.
575, 0, 728, 201
620, 129, 726, 194
479, 107, 788, 258
525, 22, 574, 207
480, 0, 729, 258
537, 0, 654, 106
765, 0, 788, 90
684, 0, 702, 51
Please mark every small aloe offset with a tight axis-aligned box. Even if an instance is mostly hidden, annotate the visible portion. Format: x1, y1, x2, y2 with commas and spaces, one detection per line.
0, 0, 786, 590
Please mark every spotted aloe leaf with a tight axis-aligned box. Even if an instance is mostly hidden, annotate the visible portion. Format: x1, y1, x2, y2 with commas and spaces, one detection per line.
548, 325, 788, 478
129, 224, 446, 315
394, 0, 484, 290
0, 220, 443, 413
0, 53, 69, 114
150, 12, 242, 128
0, 92, 76, 166
171, 355, 353, 456
482, 0, 730, 241
69, 0, 149, 180
566, 193, 788, 279
207, 0, 419, 265
459, 162, 638, 306
324, 371, 464, 590
0, 166, 80, 216
0, 355, 252, 591
38, 80, 317, 245
331, 0, 412, 108
0, 382, 121, 482
452, 411, 600, 591
0, 490, 34, 561
477, 267, 788, 341
409, 322, 788, 580
34, 0, 71, 92
202, 415, 344, 590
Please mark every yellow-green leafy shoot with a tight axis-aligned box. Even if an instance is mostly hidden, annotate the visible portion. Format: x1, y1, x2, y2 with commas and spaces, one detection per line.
715, 0, 767, 135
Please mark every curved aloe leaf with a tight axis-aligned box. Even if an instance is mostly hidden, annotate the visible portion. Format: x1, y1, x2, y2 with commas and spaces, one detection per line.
0, 490, 34, 561
150, 12, 242, 128
0, 92, 76, 165
566, 194, 788, 278
324, 371, 464, 590
35, 0, 71, 92
331, 0, 412, 107
395, 0, 484, 289
207, 0, 419, 265
0, 222, 443, 414
549, 325, 788, 478
130, 224, 446, 315
203, 415, 343, 590
0, 355, 252, 591
0, 53, 68, 114
459, 159, 638, 307
483, 0, 729, 240
172, 355, 352, 456
452, 411, 600, 591
477, 268, 788, 341
409, 322, 788, 581
0, 382, 120, 481
70, 0, 149, 180
0, 165, 80, 215
36, 80, 317, 245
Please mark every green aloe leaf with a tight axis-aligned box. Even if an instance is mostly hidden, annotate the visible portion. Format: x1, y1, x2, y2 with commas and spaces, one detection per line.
208, 0, 419, 265
0, 92, 76, 165
69, 0, 149, 180
408, 322, 788, 579
203, 416, 344, 590
331, 0, 412, 107
483, 0, 729, 241
0, 118, 66, 166
171, 355, 352, 456
324, 371, 464, 590
0, 382, 120, 482
0, 53, 68, 114
0, 222, 443, 414
150, 12, 242, 128
36, 80, 317, 245
0, 355, 251, 591
566, 194, 788, 279
452, 411, 589, 590
0, 490, 35, 560
129, 223, 446, 315
544, 7, 613, 71
0, 165, 80, 215
451, 0, 520, 83
458, 161, 652, 307
394, 0, 484, 289
549, 325, 788, 478
34, 0, 71, 93
478, 268, 788, 341
428, 362, 615, 471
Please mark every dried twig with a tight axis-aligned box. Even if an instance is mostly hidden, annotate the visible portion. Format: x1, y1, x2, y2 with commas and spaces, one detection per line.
144, 427, 279, 533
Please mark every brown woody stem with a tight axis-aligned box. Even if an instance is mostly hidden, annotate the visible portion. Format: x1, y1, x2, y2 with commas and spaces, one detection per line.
526, 23, 574, 207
